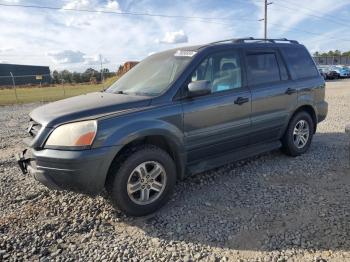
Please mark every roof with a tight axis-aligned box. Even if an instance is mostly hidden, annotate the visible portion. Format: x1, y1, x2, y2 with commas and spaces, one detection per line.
0, 63, 50, 77
176, 37, 302, 52
0, 63, 50, 69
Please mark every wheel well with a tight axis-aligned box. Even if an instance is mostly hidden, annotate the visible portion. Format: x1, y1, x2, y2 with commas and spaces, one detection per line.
292, 105, 317, 133
105, 135, 183, 188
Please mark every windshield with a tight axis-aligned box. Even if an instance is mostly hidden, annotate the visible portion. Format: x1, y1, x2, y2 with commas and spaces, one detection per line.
106, 50, 192, 96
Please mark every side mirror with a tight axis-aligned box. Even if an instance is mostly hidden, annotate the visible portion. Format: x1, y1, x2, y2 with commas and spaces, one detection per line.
187, 80, 211, 98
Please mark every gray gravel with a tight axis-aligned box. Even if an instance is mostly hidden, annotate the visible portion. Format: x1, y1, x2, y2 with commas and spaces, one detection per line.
0, 80, 350, 262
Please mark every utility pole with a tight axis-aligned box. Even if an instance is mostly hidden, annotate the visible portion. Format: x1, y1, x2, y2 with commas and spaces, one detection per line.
261, 0, 273, 40
264, 0, 267, 40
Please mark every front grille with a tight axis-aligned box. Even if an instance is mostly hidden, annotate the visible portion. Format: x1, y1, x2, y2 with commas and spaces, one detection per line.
27, 120, 42, 138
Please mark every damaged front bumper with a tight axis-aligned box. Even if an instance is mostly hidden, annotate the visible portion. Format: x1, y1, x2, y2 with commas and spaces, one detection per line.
15, 149, 35, 175
15, 146, 120, 195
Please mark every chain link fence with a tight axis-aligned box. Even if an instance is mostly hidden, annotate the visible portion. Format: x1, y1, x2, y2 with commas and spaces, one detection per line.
313, 56, 350, 66
0, 74, 115, 105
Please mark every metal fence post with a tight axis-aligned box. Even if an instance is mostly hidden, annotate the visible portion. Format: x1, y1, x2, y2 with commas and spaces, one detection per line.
41, 83, 44, 103
10, 72, 19, 103
346, 124, 350, 168
62, 80, 66, 98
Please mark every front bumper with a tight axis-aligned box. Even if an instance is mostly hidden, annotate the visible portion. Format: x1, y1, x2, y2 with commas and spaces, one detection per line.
16, 146, 120, 195
16, 149, 34, 175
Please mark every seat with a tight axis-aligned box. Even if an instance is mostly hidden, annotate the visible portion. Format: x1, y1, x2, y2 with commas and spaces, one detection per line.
212, 62, 241, 92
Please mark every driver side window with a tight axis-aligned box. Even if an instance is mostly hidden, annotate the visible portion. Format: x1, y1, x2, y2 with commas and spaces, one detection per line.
191, 57, 212, 82
190, 51, 242, 94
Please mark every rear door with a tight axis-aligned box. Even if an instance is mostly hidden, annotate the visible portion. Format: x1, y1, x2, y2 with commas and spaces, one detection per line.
244, 48, 297, 144
181, 49, 252, 163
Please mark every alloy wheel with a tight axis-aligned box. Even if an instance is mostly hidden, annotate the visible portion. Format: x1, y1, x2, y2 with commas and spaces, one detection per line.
127, 161, 167, 205
293, 120, 310, 149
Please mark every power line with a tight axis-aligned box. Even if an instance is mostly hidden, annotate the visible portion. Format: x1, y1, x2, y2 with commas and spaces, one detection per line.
271, 1, 350, 27
1, 1, 350, 44
275, 0, 350, 24
266, 22, 350, 42
252, 1, 350, 42
0, 2, 257, 23
247, 0, 350, 26
240, 0, 350, 35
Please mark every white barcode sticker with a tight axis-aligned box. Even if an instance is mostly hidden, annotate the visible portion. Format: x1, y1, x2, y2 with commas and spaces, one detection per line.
174, 50, 197, 57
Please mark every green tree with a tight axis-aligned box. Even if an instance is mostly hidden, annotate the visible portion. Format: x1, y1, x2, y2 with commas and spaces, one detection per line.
72, 72, 81, 83
61, 70, 73, 83
52, 70, 60, 84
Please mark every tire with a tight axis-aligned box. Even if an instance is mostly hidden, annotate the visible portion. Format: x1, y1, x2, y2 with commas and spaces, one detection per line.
107, 145, 176, 216
282, 111, 314, 156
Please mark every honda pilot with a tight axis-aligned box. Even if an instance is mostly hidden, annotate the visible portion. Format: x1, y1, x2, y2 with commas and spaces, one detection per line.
16, 38, 328, 216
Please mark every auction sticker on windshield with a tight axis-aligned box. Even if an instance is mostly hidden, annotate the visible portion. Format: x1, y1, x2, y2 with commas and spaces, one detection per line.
174, 50, 197, 57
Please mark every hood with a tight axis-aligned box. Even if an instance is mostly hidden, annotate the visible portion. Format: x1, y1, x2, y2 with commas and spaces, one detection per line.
30, 92, 152, 127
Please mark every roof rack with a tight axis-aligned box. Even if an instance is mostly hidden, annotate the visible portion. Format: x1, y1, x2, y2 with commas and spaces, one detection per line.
209, 37, 299, 45
234, 37, 299, 44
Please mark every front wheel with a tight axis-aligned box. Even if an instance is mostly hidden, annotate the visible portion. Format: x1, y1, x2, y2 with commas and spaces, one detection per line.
107, 145, 176, 216
282, 111, 314, 156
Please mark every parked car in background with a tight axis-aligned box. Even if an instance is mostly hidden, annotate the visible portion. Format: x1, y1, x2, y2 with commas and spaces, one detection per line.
318, 66, 340, 80
318, 68, 327, 80
331, 66, 349, 78
339, 66, 350, 77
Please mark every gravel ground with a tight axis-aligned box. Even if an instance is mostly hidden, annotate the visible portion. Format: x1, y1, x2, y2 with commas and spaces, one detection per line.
0, 80, 349, 262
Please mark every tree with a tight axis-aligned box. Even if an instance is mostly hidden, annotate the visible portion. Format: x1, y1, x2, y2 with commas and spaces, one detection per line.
52, 70, 60, 84
61, 70, 73, 83
51, 67, 115, 84
83, 68, 99, 82
312, 50, 350, 57
72, 72, 81, 83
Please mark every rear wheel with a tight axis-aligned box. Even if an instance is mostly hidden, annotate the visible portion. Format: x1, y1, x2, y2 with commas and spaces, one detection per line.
107, 145, 176, 216
282, 111, 314, 156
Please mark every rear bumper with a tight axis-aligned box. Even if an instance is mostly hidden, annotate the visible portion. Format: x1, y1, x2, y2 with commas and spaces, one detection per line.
16, 146, 121, 195
316, 101, 328, 123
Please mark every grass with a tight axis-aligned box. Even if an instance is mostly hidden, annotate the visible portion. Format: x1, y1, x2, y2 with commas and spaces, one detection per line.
0, 76, 118, 106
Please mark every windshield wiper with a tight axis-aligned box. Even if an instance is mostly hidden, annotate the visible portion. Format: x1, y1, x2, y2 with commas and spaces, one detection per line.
132, 91, 157, 97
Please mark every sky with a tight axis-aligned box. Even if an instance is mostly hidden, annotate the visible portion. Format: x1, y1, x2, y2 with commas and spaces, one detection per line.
0, 0, 350, 72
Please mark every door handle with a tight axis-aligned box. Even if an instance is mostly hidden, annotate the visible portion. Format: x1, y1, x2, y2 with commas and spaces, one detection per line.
285, 88, 297, 95
234, 97, 249, 105
301, 88, 311, 92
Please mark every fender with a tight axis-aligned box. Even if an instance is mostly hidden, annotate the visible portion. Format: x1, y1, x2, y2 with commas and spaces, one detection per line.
280, 102, 317, 138
93, 115, 187, 179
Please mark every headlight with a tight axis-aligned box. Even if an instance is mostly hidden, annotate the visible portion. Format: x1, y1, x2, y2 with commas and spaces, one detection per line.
45, 120, 97, 148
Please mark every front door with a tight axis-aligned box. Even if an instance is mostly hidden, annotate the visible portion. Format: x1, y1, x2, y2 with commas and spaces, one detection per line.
181, 49, 252, 164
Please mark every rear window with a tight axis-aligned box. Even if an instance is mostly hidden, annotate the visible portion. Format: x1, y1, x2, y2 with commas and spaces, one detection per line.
281, 46, 319, 79
246, 53, 280, 85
